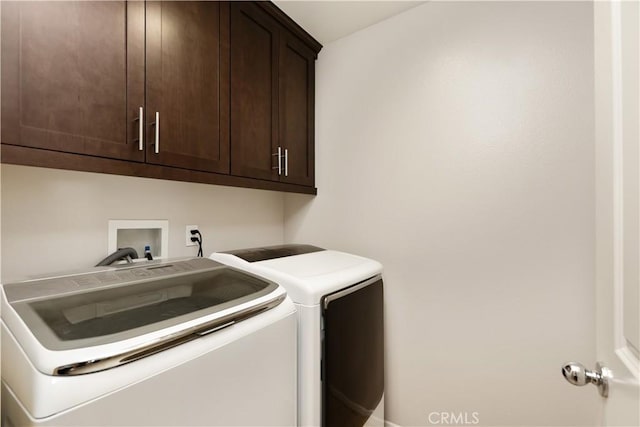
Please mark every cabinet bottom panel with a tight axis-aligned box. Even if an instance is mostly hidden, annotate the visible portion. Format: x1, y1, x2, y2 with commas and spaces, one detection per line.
1, 144, 316, 195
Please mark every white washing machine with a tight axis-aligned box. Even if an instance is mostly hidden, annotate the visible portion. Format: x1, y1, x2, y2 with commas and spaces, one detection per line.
211, 245, 384, 427
1, 257, 297, 426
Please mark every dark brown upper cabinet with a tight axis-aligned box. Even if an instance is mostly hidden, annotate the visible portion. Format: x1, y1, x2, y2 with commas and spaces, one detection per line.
146, 1, 229, 173
279, 31, 316, 187
1, 1, 145, 162
1, 1, 228, 173
230, 2, 320, 187
230, 2, 280, 182
1, 1, 321, 194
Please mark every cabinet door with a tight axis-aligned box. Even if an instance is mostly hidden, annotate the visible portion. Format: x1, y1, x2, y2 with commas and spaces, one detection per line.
145, 1, 229, 173
279, 33, 315, 187
1, 1, 145, 161
230, 2, 280, 181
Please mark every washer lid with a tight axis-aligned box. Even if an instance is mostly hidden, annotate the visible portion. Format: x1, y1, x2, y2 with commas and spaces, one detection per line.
3, 258, 279, 352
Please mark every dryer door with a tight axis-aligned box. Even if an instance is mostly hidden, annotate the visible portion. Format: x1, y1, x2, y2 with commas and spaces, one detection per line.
321, 276, 384, 427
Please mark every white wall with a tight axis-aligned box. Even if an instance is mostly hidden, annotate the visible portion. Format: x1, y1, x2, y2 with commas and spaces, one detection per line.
1, 165, 284, 281
285, 2, 597, 426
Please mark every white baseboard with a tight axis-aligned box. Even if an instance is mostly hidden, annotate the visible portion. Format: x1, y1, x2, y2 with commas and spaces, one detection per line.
384, 421, 402, 427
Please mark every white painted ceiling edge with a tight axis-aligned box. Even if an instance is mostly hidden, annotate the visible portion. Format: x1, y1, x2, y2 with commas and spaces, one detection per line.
273, 1, 425, 45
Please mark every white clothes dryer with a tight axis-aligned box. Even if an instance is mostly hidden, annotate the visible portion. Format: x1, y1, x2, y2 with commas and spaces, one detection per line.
211, 245, 384, 427
1, 257, 297, 426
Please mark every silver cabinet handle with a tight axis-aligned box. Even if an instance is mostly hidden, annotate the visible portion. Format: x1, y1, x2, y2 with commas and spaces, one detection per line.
138, 107, 144, 151
562, 361, 610, 397
272, 146, 282, 175
133, 107, 144, 151
284, 149, 288, 177
154, 112, 160, 154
